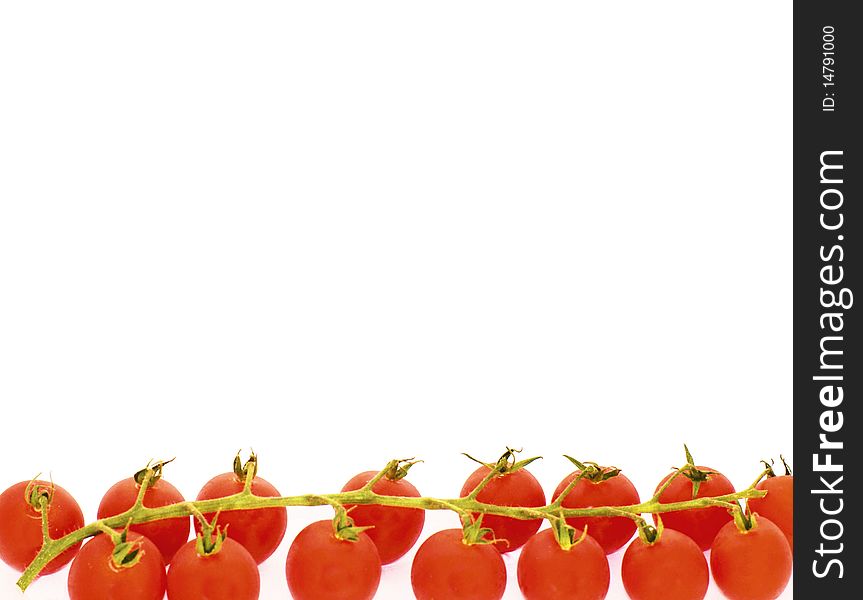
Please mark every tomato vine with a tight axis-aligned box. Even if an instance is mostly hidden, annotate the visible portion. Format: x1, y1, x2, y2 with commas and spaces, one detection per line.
15, 449, 771, 592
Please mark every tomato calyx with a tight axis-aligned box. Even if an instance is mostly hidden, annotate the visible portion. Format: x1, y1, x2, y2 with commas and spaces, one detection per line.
331, 505, 374, 542
195, 525, 229, 556
550, 514, 588, 551
672, 445, 716, 498
24, 476, 54, 512
100, 523, 147, 569
760, 459, 777, 478
460, 513, 506, 547
760, 455, 794, 481
563, 455, 622, 482
462, 447, 542, 477
383, 458, 422, 481
731, 503, 758, 533
636, 515, 665, 545
192, 508, 231, 556
233, 450, 259, 482
133, 458, 175, 487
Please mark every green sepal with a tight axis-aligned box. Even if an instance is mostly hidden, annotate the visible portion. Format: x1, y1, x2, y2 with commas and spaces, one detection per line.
333, 521, 375, 542
24, 476, 53, 512
675, 445, 714, 499
563, 455, 588, 471
110, 525, 144, 569
464, 447, 541, 476
637, 516, 664, 545
331, 506, 374, 542
597, 467, 621, 481
550, 515, 587, 551
133, 458, 175, 487
460, 514, 502, 546
195, 526, 228, 556
385, 458, 422, 481
691, 476, 703, 498
760, 455, 792, 479
233, 450, 258, 481
563, 456, 621, 482
731, 502, 757, 533
684, 444, 695, 466
511, 455, 543, 473
462, 453, 495, 470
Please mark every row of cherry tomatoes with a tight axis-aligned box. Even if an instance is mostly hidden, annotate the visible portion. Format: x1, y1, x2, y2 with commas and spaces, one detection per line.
0, 454, 793, 600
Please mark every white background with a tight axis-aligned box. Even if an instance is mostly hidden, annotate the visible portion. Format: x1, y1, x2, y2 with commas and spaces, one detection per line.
0, 2, 792, 598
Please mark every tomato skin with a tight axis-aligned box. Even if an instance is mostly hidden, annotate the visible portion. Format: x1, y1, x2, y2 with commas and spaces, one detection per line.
551, 471, 640, 554
285, 520, 381, 600
749, 475, 793, 550
710, 517, 792, 600
68, 532, 166, 600
517, 528, 610, 600
459, 466, 546, 552
341, 471, 425, 564
194, 473, 286, 564
653, 467, 735, 550
167, 536, 260, 600
621, 529, 708, 600
97, 477, 190, 563
0, 480, 85, 574
411, 528, 506, 600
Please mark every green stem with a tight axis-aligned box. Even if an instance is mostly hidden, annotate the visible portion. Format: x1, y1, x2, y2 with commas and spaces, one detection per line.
361, 460, 399, 491
133, 469, 153, 509
38, 496, 51, 545
93, 522, 122, 542
466, 467, 499, 500
16, 477, 766, 591
748, 468, 773, 490
549, 470, 589, 507
651, 466, 685, 502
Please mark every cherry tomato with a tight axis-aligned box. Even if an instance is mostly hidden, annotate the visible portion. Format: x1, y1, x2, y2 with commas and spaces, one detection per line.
552, 469, 640, 554
517, 528, 610, 600
411, 528, 506, 600
68, 532, 166, 600
653, 467, 735, 550
167, 536, 260, 600
621, 528, 708, 600
195, 473, 286, 563
341, 470, 425, 564
748, 474, 793, 550
710, 516, 792, 600
0, 480, 85, 574
98, 476, 189, 563
460, 465, 545, 552
285, 520, 381, 600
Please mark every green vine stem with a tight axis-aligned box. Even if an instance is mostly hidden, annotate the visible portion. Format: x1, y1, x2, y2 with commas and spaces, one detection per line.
16, 459, 770, 591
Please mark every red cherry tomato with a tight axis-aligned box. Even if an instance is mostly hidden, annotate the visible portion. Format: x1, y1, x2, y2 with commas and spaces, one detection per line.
411, 528, 506, 600
552, 469, 640, 554
710, 516, 792, 600
341, 471, 425, 564
748, 475, 793, 550
0, 480, 85, 574
460, 466, 545, 552
167, 536, 260, 600
195, 473, 286, 563
285, 520, 381, 600
517, 528, 610, 600
621, 528, 708, 600
97, 476, 189, 563
68, 532, 166, 600
653, 467, 735, 550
